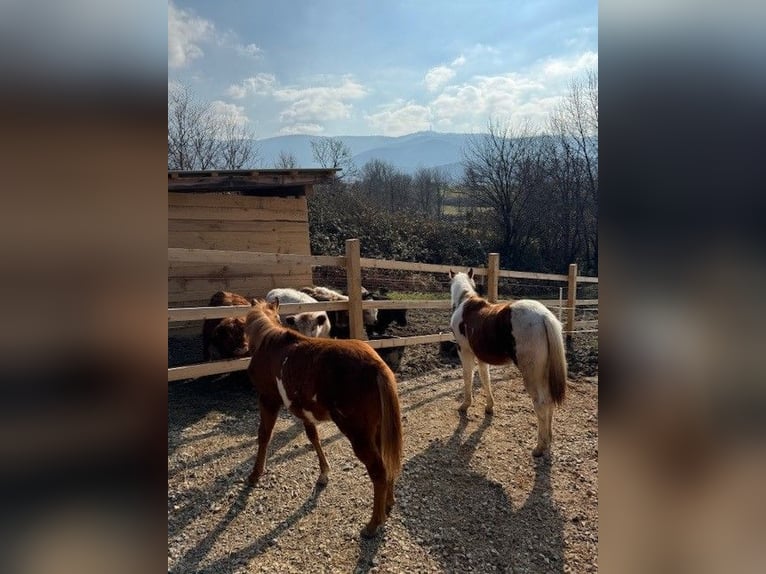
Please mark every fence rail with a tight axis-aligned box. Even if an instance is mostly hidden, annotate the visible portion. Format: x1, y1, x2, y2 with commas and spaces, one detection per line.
168, 239, 597, 381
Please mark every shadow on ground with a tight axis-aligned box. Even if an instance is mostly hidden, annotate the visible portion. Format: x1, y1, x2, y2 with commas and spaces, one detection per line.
399, 413, 565, 572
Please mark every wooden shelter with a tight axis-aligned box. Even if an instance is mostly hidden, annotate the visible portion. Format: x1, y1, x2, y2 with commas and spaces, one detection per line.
168, 169, 338, 307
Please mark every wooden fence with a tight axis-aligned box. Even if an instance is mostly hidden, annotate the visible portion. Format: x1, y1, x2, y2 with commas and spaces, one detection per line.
168, 239, 598, 382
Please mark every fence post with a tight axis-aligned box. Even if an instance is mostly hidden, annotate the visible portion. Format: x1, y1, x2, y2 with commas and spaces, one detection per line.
487, 252, 499, 303
566, 263, 577, 343
345, 238, 365, 340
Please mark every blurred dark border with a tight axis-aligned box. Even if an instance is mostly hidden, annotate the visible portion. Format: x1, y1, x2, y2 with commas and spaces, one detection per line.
0, 2, 167, 571
1, 1, 765, 572
600, 3, 766, 572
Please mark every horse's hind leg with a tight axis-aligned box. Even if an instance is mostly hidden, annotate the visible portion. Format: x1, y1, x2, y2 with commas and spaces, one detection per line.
248, 398, 280, 485
386, 476, 395, 515
477, 360, 494, 414
532, 399, 553, 457
521, 362, 553, 457
377, 427, 395, 515
458, 346, 477, 412
303, 420, 330, 485
349, 436, 388, 537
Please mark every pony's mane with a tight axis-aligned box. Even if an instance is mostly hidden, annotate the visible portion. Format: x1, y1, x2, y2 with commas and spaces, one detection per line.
245, 303, 301, 354
450, 272, 479, 310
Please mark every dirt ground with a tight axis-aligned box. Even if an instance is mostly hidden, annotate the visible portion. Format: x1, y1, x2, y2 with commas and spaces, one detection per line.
168, 310, 598, 573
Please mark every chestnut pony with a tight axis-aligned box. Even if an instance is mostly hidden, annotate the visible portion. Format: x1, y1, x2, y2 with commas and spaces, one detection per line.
448, 269, 567, 457
244, 298, 403, 537
202, 291, 250, 361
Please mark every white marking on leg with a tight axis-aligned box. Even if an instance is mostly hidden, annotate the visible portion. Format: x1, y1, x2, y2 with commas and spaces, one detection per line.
276, 377, 291, 409
311, 394, 317, 402
275, 355, 292, 408
478, 361, 494, 413
303, 409, 320, 425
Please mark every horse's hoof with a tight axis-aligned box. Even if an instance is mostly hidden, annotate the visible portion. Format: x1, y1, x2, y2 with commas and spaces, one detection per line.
458, 403, 470, 412
484, 406, 494, 415
317, 473, 329, 486
360, 524, 380, 538
246, 472, 260, 486
532, 446, 547, 458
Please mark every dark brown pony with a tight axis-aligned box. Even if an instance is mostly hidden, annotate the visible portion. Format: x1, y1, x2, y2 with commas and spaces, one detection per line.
202, 291, 251, 361
245, 298, 403, 537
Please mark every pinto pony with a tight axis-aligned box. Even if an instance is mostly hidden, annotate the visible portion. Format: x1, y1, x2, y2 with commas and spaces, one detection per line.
244, 298, 403, 537
265, 288, 331, 338
300, 286, 379, 338
448, 269, 567, 457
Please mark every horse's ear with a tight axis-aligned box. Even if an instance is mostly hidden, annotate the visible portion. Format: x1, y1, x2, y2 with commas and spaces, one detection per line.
269, 297, 280, 312
449, 269, 455, 279
467, 268, 474, 279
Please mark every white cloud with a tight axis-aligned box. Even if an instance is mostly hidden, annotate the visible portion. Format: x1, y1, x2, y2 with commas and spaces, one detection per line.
273, 78, 367, 102
279, 99, 352, 123
542, 51, 598, 79
279, 123, 324, 135
365, 100, 431, 136
424, 65, 456, 92
225, 75, 368, 133
413, 50, 597, 133
274, 78, 367, 126
236, 43, 263, 58
210, 100, 250, 127
364, 66, 557, 135
451, 55, 466, 67
226, 73, 277, 99
168, 1, 214, 69
430, 85, 482, 126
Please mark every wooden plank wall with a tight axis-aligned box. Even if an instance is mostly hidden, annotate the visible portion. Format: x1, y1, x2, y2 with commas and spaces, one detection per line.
168, 192, 313, 307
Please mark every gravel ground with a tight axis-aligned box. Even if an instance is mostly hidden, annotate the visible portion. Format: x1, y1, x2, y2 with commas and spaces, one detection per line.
168, 335, 598, 573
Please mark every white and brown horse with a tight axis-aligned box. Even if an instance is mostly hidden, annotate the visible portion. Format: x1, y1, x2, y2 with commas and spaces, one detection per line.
448, 269, 567, 457
245, 298, 403, 537
300, 285, 379, 338
265, 288, 332, 338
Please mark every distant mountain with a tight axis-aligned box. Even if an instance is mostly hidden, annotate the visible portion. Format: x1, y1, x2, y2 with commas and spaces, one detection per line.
253, 131, 474, 179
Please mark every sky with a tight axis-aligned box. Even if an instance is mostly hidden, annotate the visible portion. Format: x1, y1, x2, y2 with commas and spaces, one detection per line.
168, 0, 597, 139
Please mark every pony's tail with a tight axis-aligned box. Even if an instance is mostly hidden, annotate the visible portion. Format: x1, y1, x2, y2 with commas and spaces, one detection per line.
377, 368, 403, 480
543, 312, 568, 405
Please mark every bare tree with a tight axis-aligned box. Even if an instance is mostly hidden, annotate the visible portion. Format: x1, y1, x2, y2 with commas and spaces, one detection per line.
168, 82, 257, 170
219, 116, 257, 169
412, 167, 450, 218
550, 69, 598, 200
168, 83, 204, 170
548, 69, 598, 272
311, 137, 358, 179
461, 119, 545, 265
360, 159, 406, 211
274, 150, 298, 169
